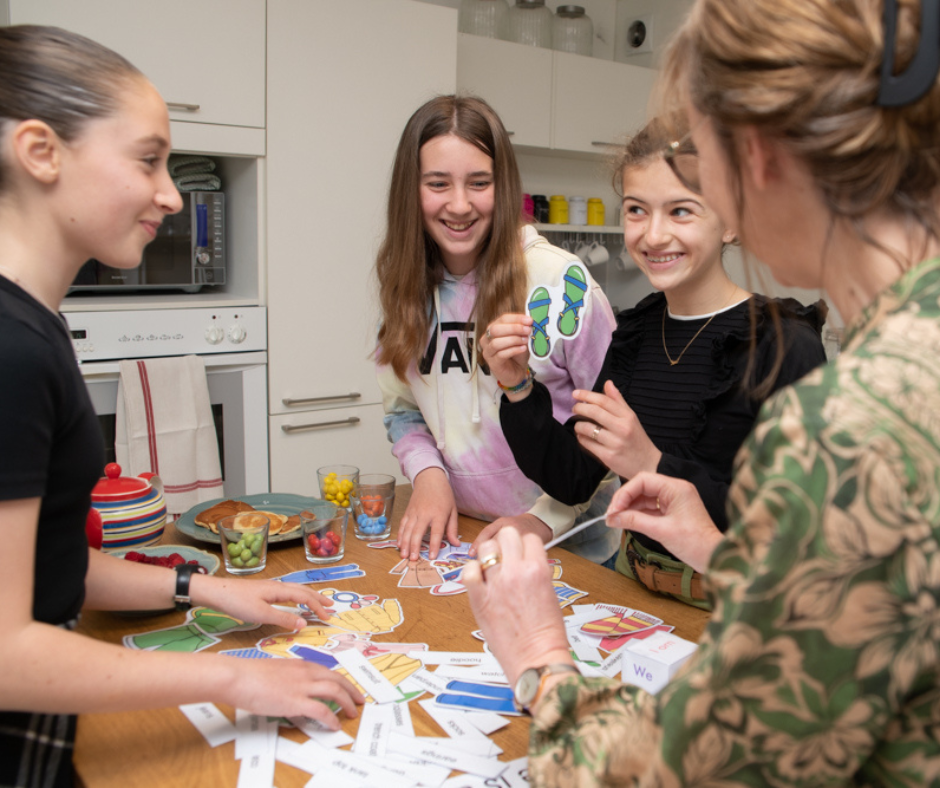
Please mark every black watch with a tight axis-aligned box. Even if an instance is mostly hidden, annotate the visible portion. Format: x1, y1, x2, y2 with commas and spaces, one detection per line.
173, 563, 206, 611
513, 663, 580, 714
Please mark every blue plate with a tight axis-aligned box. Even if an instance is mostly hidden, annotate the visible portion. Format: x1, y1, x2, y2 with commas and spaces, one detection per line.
174, 493, 339, 544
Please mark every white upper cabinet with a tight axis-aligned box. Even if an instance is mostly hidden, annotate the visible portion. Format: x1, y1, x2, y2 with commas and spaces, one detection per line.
457, 33, 656, 155
456, 34, 553, 149
552, 52, 656, 153
6, 0, 265, 130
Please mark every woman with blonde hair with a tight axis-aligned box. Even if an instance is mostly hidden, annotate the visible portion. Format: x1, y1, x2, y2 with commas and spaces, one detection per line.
376, 95, 620, 565
463, 0, 940, 783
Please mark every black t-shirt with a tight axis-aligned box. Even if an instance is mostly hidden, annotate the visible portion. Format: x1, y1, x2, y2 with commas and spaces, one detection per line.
0, 277, 104, 623
501, 292, 828, 554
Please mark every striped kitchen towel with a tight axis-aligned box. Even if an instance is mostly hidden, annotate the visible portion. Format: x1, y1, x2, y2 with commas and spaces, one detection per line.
115, 355, 224, 517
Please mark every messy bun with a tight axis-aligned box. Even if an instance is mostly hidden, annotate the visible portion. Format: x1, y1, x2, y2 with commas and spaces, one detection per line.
665, 0, 940, 237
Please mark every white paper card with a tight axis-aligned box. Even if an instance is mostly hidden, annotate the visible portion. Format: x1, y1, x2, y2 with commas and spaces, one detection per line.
178, 702, 237, 747
235, 710, 278, 761
409, 652, 502, 668
333, 648, 402, 703
387, 731, 507, 779
398, 668, 452, 697
418, 699, 502, 754
236, 746, 276, 788
567, 629, 604, 664
276, 737, 415, 787
440, 756, 530, 788
432, 664, 508, 684
288, 716, 355, 748
354, 703, 396, 757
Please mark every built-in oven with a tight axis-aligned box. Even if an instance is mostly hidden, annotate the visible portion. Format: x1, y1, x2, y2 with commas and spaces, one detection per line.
64, 307, 269, 498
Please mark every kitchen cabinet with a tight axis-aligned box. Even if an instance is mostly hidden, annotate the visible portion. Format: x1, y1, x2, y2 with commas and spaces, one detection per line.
457, 33, 656, 155
455, 34, 553, 148
552, 51, 656, 152
5, 0, 265, 142
265, 0, 457, 486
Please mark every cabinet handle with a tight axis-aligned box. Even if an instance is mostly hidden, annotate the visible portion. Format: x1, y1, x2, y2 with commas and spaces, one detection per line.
282, 392, 362, 406
281, 416, 361, 434
591, 141, 617, 147
166, 102, 201, 112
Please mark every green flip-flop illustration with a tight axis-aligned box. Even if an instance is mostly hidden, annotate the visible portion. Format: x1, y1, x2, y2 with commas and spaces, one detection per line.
557, 265, 588, 337
527, 286, 552, 358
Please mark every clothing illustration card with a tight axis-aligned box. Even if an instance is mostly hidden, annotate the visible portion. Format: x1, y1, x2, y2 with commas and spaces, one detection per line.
526, 262, 590, 358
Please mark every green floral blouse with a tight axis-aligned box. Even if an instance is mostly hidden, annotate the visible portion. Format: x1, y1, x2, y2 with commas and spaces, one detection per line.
529, 259, 940, 786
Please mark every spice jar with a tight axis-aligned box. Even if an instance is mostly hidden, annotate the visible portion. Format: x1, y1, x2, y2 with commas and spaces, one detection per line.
548, 194, 569, 224
523, 193, 535, 222
506, 0, 553, 49
568, 196, 587, 225
587, 197, 605, 225
532, 194, 549, 223
552, 5, 593, 57
458, 0, 510, 40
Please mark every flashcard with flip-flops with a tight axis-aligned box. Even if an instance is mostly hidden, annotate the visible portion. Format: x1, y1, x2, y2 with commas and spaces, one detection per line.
526, 262, 590, 359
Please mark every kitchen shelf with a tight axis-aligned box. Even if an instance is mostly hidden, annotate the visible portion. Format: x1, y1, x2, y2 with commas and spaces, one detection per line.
535, 223, 622, 234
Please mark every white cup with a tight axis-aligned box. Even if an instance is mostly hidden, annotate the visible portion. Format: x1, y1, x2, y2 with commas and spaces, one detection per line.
586, 241, 609, 266
616, 246, 634, 272
575, 242, 592, 264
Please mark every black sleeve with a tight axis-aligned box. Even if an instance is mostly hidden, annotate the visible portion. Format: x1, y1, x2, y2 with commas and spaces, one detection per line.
499, 380, 609, 505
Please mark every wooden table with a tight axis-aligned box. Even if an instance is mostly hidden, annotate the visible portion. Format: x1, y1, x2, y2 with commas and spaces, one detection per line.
74, 486, 709, 787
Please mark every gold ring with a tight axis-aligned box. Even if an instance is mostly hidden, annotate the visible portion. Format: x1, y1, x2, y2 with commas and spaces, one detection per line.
592, 425, 602, 441
478, 553, 501, 572
486, 328, 492, 341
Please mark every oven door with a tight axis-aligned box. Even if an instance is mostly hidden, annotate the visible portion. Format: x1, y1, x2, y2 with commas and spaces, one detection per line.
78, 351, 269, 498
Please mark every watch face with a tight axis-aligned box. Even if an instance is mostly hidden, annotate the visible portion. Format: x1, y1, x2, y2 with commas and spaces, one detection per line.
514, 668, 542, 709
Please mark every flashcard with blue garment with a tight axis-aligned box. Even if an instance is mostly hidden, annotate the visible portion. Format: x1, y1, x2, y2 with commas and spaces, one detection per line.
275, 564, 366, 584
526, 262, 589, 358
434, 681, 521, 716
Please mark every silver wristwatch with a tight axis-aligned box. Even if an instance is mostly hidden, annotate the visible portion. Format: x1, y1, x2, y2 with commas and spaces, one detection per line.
512, 663, 580, 714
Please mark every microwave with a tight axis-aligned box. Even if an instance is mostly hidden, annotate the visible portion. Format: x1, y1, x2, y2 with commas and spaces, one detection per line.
70, 191, 225, 293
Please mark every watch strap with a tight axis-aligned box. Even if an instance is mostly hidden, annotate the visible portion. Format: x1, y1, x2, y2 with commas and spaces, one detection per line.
173, 563, 205, 611
515, 663, 580, 714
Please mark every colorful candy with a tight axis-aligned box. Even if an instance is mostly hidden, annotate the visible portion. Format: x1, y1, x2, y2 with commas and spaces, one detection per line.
356, 512, 388, 535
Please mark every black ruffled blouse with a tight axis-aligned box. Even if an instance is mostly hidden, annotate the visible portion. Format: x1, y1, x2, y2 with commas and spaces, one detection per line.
501, 291, 828, 556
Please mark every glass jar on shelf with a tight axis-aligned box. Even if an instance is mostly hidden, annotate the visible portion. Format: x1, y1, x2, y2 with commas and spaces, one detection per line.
458, 0, 510, 40
553, 5, 593, 57
506, 0, 553, 49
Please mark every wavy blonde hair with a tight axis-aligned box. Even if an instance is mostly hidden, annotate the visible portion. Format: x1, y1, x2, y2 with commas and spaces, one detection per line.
374, 95, 527, 380
662, 0, 940, 258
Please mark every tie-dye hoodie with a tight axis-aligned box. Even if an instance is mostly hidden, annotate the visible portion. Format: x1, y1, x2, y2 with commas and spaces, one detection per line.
376, 226, 620, 562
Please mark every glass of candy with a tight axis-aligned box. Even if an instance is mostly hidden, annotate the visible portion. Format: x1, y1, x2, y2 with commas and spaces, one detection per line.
351, 474, 396, 540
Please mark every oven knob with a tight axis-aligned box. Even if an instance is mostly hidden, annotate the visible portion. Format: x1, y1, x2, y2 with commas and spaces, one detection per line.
205, 325, 225, 345
196, 251, 211, 265
229, 324, 247, 344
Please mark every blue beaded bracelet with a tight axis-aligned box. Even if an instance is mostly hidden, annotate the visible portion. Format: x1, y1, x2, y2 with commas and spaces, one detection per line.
497, 366, 534, 393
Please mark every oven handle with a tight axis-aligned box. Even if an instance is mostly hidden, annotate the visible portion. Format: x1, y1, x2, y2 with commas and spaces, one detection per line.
282, 392, 361, 406
281, 416, 361, 434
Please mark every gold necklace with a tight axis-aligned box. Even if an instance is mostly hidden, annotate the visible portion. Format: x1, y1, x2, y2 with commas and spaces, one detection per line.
662, 290, 739, 367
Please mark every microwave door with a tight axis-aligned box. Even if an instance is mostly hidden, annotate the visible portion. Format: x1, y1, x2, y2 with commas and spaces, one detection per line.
144, 211, 192, 286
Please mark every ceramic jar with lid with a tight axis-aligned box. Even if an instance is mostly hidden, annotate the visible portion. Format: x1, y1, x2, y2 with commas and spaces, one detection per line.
458, 0, 510, 40
553, 5, 593, 57
548, 194, 569, 224
569, 196, 587, 225
90, 462, 167, 552
587, 197, 605, 225
506, 0, 553, 49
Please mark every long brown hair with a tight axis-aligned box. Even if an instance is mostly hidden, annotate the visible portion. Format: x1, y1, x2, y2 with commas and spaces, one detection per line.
374, 95, 527, 380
